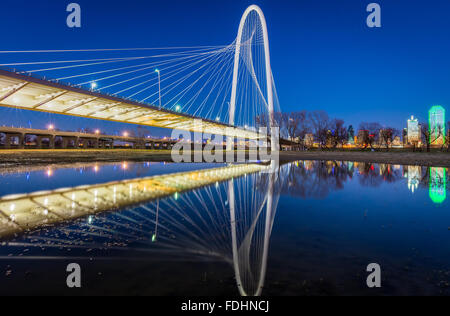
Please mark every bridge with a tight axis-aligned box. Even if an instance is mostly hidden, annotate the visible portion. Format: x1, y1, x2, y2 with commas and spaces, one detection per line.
0, 126, 176, 149
0, 5, 282, 150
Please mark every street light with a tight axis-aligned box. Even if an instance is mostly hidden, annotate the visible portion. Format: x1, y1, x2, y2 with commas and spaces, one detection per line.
155, 69, 161, 109
123, 131, 129, 137
47, 124, 54, 130
91, 82, 97, 90
95, 129, 100, 135
175, 104, 182, 113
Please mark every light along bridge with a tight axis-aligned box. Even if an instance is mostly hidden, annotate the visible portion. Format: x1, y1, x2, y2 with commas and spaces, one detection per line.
0, 126, 177, 149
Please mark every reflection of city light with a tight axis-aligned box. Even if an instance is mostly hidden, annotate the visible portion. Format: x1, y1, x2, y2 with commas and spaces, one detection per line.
47, 124, 55, 130
47, 169, 53, 177
95, 129, 100, 135
94, 165, 99, 173
407, 166, 421, 193
429, 167, 446, 204
88, 216, 94, 225
174, 192, 179, 200
123, 132, 129, 137
122, 162, 128, 170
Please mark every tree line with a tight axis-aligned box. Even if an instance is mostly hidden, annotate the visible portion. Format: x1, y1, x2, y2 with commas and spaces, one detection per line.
257, 111, 450, 152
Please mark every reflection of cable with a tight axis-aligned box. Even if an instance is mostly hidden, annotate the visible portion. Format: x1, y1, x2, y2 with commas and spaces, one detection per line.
153, 199, 160, 243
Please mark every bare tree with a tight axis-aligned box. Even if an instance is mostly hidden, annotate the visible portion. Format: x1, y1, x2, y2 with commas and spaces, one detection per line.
309, 111, 330, 149
328, 119, 348, 148
284, 111, 308, 142
421, 123, 443, 152
379, 127, 399, 151
359, 122, 382, 149
255, 113, 269, 130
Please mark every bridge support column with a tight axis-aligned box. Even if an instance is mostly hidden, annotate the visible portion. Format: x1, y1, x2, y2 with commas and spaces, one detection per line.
4, 134, 12, 149
36, 136, 43, 149
80, 138, 89, 149
93, 138, 100, 149
61, 137, 69, 149
48, 136, 55, 149
18, 134, 24, 149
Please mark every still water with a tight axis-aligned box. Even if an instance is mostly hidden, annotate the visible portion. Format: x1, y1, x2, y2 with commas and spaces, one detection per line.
0, 161, 448, 296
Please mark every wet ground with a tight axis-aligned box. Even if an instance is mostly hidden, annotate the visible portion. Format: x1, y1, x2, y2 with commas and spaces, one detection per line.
0, 160, 449, 296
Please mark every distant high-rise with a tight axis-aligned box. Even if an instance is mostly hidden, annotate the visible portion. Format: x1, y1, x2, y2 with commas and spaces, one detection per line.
407, 116, 420, 144
429, 106, 446, 145
347, 125, 355, 145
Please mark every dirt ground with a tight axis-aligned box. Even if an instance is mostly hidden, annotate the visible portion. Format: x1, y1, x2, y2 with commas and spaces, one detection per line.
0, 149, 449, 170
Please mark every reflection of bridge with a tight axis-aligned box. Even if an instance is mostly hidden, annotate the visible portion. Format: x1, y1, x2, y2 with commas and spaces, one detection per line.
0, 126, 176, 149
0, 163, 267, 238
0, 161, 285, 296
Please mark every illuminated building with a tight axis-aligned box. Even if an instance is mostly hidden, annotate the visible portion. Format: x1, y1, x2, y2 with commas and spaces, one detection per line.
304, 134, 314, 147
392, 136, 402, 147
357, 130, 369, 146
429, 106, 446, 146
347, 126, 355, 145
407, 116, 420, 144
429, 167, 446, 204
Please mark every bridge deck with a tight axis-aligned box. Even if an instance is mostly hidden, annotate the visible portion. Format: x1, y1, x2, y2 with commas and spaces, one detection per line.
0, 69, 259, 139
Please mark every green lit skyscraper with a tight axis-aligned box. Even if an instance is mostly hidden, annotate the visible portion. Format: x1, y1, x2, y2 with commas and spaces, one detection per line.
428, 106, 446, 145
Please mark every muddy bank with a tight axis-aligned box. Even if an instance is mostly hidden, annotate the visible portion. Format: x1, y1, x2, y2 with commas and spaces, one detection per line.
279, 151, 450, 168
0, 149, 449, 170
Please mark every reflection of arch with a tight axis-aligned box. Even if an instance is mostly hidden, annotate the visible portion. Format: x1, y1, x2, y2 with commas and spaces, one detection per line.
229, 165, 278, 296
229, 5, 278, 152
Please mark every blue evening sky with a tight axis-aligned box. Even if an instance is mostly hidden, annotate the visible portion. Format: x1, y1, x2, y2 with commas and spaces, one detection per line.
0, 0, 449, 135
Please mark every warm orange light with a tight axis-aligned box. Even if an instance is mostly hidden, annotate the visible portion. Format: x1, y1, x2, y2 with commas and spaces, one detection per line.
47, 169, 53, 177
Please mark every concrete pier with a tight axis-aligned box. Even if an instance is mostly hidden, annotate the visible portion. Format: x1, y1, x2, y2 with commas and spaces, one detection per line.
0, 127, 176, 150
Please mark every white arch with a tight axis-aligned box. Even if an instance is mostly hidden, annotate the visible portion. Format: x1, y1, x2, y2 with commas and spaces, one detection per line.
229, 5, 278, 152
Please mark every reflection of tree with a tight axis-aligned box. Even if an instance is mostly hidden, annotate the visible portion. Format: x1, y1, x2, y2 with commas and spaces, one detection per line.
282, 161, 354, 199
281, 161, 404, 198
